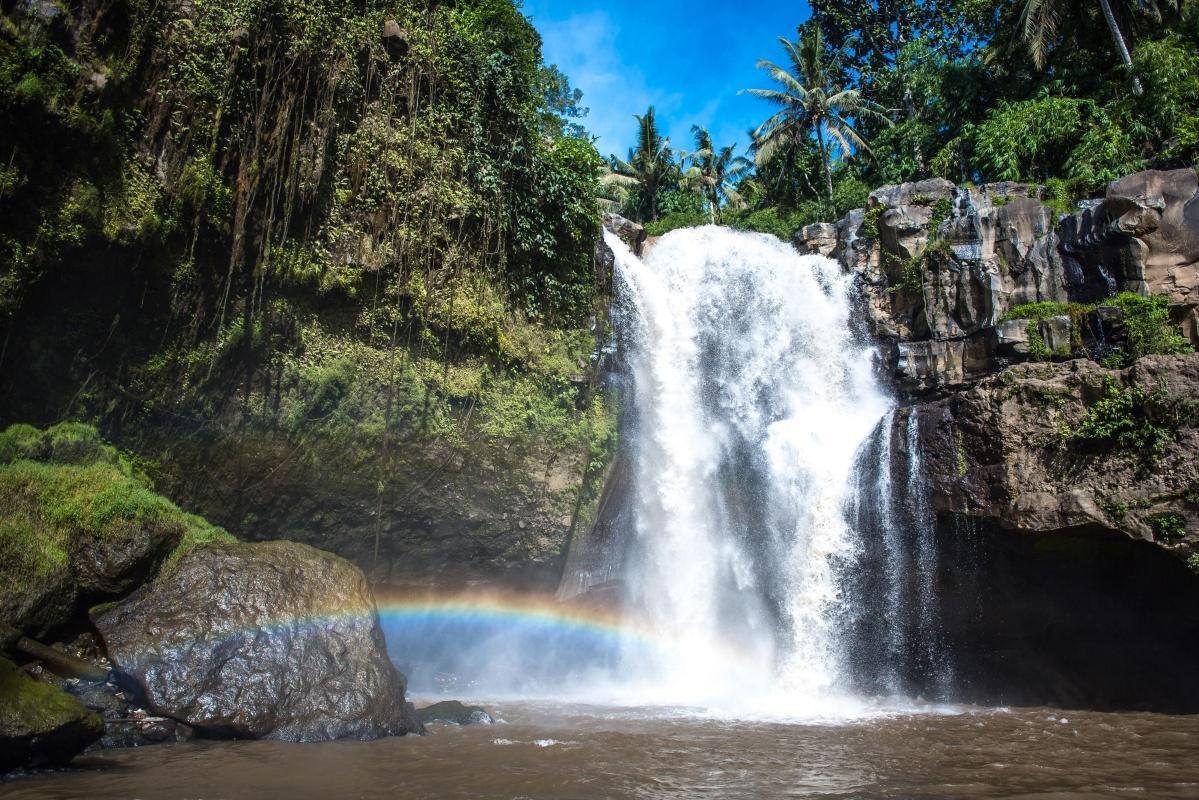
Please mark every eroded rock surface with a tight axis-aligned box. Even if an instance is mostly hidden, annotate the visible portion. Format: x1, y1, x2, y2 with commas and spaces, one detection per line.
797, 170, 1199, 397
905, 354, 1198, 558
94, 541, 420, 742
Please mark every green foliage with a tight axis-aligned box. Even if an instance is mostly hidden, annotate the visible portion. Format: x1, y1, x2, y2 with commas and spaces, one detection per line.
1147, 513, 1186, 542
1104, 292, 1193, 366
644, 211, 710, 236
972, 95, 1088, 182
1066, 378, 1184, 465
1188, 553, 1199, 573
1000, 294, 1192, 364
927, 196, 953, 233
1026, 320, 1053, 361
728, 207, 812, 240
860, 204, 884, 239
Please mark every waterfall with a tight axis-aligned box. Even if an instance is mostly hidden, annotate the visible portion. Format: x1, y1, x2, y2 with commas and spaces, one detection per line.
844, 409, 950, 699
604, 226, 891, 712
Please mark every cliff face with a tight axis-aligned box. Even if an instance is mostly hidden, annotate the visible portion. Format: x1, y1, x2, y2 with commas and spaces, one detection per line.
0, 0, 616, 588
796, 169, 1199, 397
817, 172, 1199, 710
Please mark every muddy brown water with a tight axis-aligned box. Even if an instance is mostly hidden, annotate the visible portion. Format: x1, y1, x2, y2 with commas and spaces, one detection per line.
2, 701, 1197, 799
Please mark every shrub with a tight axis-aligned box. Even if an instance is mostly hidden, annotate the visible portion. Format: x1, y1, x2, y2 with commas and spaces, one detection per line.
1104, 292, 1193, 365
1065, 378, 1184, 466
1147, 513, 1186, 542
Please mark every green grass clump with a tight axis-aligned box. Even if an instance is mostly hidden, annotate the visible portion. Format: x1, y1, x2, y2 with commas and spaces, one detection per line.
1188, 553, 1199, 574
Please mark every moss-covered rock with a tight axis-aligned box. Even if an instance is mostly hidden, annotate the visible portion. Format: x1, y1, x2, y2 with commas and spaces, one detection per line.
0, 656, 103, 771
0, 423, 235, 636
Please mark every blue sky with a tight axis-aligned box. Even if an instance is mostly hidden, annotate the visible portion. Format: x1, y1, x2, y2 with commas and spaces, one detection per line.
522, 0, 812, 161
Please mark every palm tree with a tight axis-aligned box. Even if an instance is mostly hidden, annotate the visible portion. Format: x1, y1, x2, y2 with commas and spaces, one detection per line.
1018, 0, 1175, 94
686, 126, 752, 224
745, 25, 889, 204
607, 106, 675, 222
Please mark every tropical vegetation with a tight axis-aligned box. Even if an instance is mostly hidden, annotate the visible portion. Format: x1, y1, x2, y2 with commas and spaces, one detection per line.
607, 0, 1199, 239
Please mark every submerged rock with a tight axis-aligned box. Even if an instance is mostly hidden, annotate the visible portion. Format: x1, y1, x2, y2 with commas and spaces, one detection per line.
0, 656, 103, 771
416, 700, 493, 726
93, 541, 420, 742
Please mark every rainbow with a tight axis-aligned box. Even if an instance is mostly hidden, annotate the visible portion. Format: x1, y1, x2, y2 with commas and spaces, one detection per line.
372, 589, 657, 648
110, 588, 655, 674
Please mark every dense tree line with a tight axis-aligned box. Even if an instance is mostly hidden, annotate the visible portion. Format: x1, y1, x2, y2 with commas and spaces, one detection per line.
611, 0, 1199, 236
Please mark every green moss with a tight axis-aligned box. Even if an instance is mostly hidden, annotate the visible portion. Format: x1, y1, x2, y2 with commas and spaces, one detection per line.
0, 424, 44, 463
0, 656, 103, 738
0, 423, 236, 600
162, 514, 236, 573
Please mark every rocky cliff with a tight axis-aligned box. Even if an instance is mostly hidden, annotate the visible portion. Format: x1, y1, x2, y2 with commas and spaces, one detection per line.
796, 169, 1199, 397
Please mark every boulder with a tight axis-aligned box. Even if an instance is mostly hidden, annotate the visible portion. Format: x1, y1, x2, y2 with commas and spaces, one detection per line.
416, 700, 493, 726
93, 540, 420, 742
0, 656, 103, 771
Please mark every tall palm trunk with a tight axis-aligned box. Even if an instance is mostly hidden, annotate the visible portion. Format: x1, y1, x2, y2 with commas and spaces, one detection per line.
815, 121, 834, 204
1097, 0, 1144, 95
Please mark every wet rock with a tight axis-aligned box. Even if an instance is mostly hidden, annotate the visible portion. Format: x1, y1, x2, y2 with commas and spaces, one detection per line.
416, 700, 493, 726
602, 213, 646, 256
65, 679, 194, 748
908, 353, 1199, 559
93, 541, 421, 742
793, 223, 838, 257
0, 656, 103, 771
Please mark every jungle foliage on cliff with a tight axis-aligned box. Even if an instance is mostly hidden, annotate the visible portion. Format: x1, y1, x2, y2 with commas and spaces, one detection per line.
0, 0, 615, 574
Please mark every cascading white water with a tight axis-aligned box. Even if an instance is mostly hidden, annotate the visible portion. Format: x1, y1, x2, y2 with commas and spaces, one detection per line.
606, 226, 892, 714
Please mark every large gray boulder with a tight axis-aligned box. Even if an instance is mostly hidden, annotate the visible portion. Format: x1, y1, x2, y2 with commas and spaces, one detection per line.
93, 541, 420, 742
